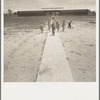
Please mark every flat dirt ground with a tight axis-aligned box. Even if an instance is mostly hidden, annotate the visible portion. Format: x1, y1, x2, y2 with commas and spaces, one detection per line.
4, 16, 48, 82
57, 16, 96, 82
4, 15, 96, 82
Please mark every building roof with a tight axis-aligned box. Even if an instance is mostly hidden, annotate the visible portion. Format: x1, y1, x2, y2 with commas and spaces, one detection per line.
17, 9, 90, 13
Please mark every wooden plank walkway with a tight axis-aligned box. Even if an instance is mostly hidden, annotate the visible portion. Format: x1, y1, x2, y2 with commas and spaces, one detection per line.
36, 32, 73, 82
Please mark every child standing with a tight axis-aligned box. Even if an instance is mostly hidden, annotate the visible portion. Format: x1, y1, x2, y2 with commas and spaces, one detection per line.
40, 23, 44, 33
62, 20, 66, 32
51, 21, 56, 36
56, 21, 60, 32
47, 19, 51, 32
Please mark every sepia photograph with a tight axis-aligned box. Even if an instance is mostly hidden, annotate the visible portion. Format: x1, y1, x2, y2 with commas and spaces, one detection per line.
4, 0, 96, 82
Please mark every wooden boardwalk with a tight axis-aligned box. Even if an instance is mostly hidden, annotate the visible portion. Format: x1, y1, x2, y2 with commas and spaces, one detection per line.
37, 32, 73, 82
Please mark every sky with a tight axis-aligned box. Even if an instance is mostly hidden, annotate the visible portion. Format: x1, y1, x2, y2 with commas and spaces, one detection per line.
4, 0, 96, 13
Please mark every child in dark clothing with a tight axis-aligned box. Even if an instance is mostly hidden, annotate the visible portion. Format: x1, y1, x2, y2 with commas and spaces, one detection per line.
68, 21, 72, 29
51, 21, 56, 35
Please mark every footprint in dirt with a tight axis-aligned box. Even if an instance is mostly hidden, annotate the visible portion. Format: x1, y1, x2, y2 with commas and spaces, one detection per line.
66, 57, 69, 61
76, 52, 81, 56
70, 51, 74, 53
85, 44, 94, 46
83, 71, 86, 73
83, 77, 86, 79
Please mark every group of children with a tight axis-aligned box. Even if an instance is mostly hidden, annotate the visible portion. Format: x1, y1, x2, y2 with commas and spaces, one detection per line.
40, 17, 72, 35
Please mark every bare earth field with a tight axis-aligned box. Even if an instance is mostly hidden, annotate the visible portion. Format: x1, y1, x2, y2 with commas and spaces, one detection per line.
60, 21, 96, 82
4, 15, 96, 82
57, 16, 96, 82
4, 16, 48, 82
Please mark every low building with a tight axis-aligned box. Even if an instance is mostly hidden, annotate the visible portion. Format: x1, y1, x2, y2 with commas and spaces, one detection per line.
17, 9, 90, 17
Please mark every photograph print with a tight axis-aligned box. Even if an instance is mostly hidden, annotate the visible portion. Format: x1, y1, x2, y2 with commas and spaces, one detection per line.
4, 0, 96, 82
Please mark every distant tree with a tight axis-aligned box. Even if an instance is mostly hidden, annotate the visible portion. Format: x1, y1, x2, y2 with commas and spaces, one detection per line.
8, 9, 12, 16
92, 11, 96, 15
13, 12, 17, 15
